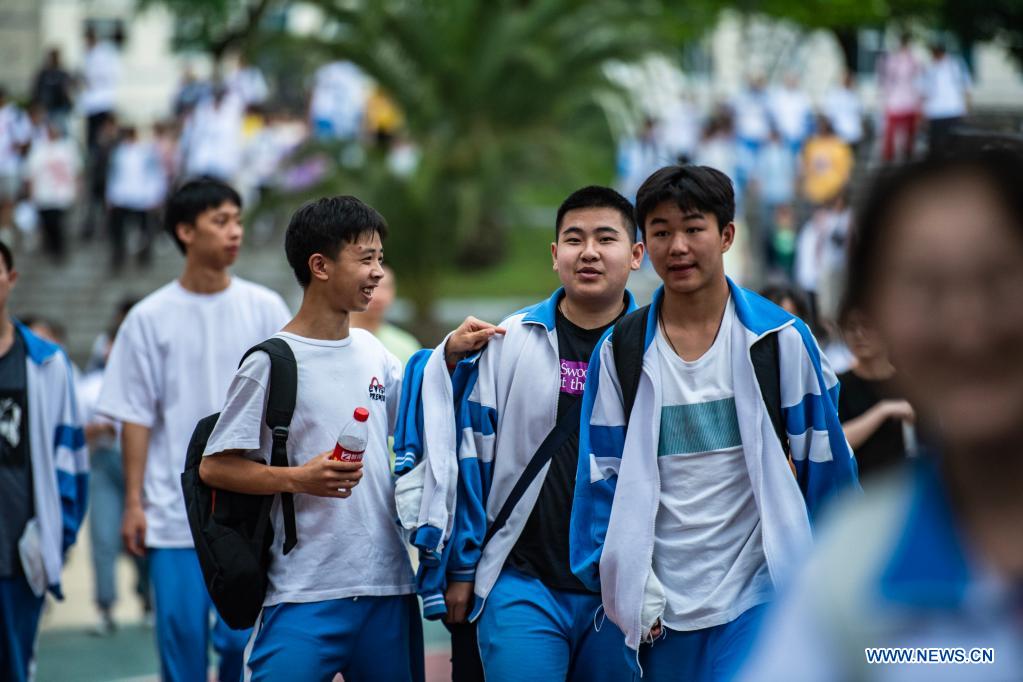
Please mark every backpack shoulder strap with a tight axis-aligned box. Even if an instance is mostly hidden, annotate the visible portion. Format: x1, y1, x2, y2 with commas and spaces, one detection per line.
750, 331, 789, 456
240, 337, 299, 554
612, 305, 650, 425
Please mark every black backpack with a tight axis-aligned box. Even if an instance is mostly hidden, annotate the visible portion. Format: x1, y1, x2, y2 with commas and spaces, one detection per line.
611, 305, 789, 455
180, 338, 300, 630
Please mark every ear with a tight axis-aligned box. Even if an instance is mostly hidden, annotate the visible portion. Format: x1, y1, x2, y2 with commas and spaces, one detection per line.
175, 222, 194, 249
7, 270, 17, 287
720, 222, 736, 254
307, 253, 330, 283
550, 241, 558, 271
629, 241, 645, 271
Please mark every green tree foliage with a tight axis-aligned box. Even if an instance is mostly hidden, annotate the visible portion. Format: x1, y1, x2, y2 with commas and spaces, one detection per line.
274, 0, 671, 332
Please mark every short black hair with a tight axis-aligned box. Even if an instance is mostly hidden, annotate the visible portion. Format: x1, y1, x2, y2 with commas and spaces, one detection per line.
163, 177, 242, 253
635, 165, 735, 237
845, 139, 1023, 312
284, 195, 388, 288
555, 186, 637, 241
0, 241, 12, 272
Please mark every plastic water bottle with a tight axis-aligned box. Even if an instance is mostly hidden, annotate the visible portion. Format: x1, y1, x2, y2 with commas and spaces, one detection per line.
331, 407, 370, 462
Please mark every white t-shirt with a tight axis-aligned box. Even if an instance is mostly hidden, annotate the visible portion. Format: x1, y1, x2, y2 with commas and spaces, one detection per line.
0, 104, 32, 177
80, 41, 121, 115
881, 49, 920, 115
653, 297, 773, 631
769, 86, 812, 144
183, 94, 245, 181
97, 278, 291, 547
922, 56, 972, 119
203, 330, 415, 605
25, 137, 81, 209
107, 140, 167, 210
824, 86, 864, 144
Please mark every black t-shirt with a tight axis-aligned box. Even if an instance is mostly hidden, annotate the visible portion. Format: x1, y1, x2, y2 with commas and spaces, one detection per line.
0, 332, 31, 578
837, 369, 906, 480
506, 304, 622, 592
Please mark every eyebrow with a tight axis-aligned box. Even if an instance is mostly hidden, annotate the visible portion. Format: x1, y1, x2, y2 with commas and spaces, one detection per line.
561, 225, 623, 237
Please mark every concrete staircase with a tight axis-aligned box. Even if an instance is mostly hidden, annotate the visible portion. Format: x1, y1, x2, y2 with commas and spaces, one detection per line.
11, 232, 304, 367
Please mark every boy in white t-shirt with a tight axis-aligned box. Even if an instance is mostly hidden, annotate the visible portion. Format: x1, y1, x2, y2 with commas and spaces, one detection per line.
97, 178, 291, 682
571, 165, 859, 680
200, 196, 422, 681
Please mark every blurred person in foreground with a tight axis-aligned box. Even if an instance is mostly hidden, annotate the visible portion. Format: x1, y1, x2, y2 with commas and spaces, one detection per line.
350, 264, 421, 366
0, 243, 87, 682
740, 142, 1023, 680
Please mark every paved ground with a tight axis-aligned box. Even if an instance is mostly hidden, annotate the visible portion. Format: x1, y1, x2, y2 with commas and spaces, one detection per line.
36, 518, 452, 681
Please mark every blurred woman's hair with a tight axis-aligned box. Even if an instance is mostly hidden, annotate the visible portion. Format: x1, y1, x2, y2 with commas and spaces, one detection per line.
845, 138, 1023, 312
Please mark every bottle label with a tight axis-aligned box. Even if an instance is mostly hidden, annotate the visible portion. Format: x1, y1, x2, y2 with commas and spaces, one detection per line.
331, 443, 365, 462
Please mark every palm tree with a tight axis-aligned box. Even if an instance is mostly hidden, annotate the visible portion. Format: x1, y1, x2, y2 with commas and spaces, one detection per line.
288, 0, 669, 334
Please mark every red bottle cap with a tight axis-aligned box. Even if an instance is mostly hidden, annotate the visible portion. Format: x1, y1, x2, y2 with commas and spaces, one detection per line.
353, 407, 370, 422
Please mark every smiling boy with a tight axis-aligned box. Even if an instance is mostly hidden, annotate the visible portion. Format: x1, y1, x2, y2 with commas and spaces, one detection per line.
97, 177, 290, 682
199, 196, 422, 681
570, 165, 858, 680
424, 186, 645, 681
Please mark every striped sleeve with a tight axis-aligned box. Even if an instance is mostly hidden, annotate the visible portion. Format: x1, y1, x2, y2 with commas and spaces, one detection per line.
779, 322, 860, 520
54, 354, 89, 553
570, 329, 624, 591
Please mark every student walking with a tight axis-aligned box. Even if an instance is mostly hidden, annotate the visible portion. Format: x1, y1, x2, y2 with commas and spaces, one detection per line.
97, 178, 290, 682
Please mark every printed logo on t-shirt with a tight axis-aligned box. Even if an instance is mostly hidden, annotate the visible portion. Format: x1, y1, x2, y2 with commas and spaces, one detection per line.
0, 398, 22, 449
368, 377, 386, 402
560, 359, 588, 396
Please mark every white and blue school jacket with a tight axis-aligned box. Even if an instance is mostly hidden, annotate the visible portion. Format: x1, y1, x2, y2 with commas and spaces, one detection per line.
457, 289, 640, 619
405, 288, 639, 622
569, 280, 859, 654
393, 347, 480, 619
16, 321, 88, 597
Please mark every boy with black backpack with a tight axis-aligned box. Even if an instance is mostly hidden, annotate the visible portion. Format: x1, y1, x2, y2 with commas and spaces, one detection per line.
199, 196, 422, 681
97, 177, 290, 682
569, 165, 859, 680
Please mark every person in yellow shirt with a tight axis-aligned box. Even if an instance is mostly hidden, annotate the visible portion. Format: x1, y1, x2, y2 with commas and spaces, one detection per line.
801, 116, 853, 206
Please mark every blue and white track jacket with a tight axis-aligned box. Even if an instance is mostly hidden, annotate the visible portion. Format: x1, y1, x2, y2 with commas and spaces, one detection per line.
569, 280, 859, 653
16, 321, 88, 597
401, 288, 639, 621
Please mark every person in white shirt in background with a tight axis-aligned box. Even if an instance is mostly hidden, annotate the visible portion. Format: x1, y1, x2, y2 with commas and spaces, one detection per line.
181, 86, 244, 182
308, 60, 370, 140
732, 76, 771, 190
23, 121, 81, 262
106, 125, 167, 270
80, 26, 121, 152
878, 33, 921, 162
768, 73, 814, 156
97, 178, 291, 682
228, 54, 269, 109
921, 42, 973, 154
824, 71, 865, 155
0, 89, 32, 240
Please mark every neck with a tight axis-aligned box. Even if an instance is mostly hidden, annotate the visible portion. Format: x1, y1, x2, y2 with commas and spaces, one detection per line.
283, 288, 351, 341
0, 314, 13, 357
942, 435, 1023, 580
178, 258, 231, 294
660, 276, 729, 327
852, 356, 896, 381
560, 292, 625, 330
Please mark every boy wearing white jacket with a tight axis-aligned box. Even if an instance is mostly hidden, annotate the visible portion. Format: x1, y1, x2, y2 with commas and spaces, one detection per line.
570, 165, 859, 679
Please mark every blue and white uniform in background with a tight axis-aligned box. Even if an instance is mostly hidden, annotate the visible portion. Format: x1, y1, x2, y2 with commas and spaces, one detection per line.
740, 455, 1023, 681
1, 323, 87, 682
571, 281, 859, 678
404, 289, 638, 682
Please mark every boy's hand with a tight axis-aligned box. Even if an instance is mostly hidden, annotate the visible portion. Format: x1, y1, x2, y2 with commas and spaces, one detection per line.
121, 502, 147, 557
444, 317, 505, 366
444, 580, 474, 624
289, 452, 364, 498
